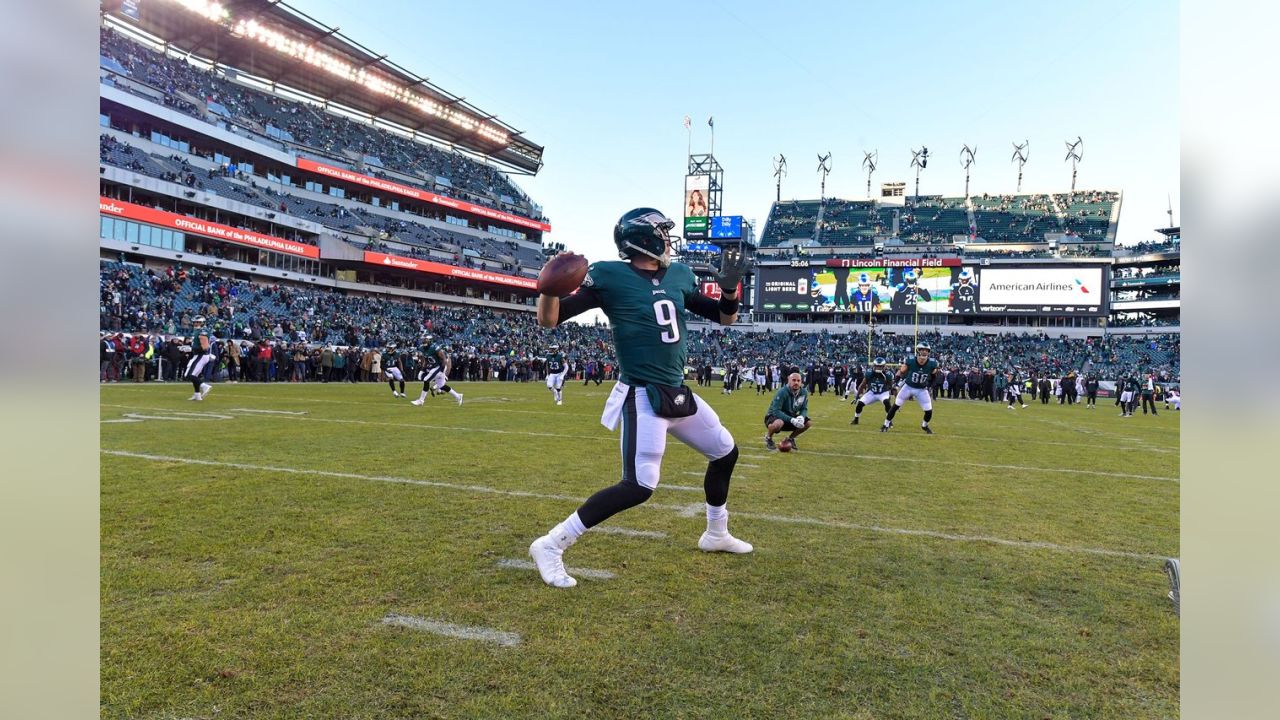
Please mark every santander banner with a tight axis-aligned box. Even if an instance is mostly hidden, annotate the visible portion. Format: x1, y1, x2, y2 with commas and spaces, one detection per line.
296, 158, 551, 233
363, 251, 538, 290
99, 197, 320, 258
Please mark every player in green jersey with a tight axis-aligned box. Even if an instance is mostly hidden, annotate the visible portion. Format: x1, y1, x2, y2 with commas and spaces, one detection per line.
544, 345, 567, 405
881, 343, 940, 434
528, 207, 752, 588
410, 335, 463, 406
384, 346, 407, 398
182, 316, 215, 401
764, 372, 812, 450
851, 357, 893, 425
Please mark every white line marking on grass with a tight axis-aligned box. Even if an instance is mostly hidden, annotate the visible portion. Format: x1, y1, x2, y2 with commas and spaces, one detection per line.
669, 480, 707, 490
101, 418, 143, 423
100, 450, 1169, 561
228, 408, 308, 415
676, 503, 706, 518
787, 448, 1178, 482
496, 558, 616, 580
380, 613, 521, 647
589, 526, 667, 539
100, 449, 586, 502
101, 404, 1175, 481
739, 463, 760, 468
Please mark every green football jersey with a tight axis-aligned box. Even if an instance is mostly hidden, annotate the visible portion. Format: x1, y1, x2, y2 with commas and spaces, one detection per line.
420, 342, 445, 369
582, 261, 699, 386
546, 353, 565, 374
767, 386, 809, 422
902, 356, 939, 389
863, 369, 890, 394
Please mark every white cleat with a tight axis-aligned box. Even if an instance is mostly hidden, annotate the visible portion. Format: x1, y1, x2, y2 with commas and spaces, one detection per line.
456, 394, 464, 406
189, 393, 200, 401
698, 531, 754, 554
556, 399, 563, 406
529, 536, 577, 588
410, 399, 424, 406
1021, 404, 1028, 409
199, 383, 212, 399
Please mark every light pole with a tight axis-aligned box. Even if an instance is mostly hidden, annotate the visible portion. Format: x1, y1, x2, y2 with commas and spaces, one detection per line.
816, 152, 832, 200
773, 154, 788, 203
1011, 140, 1029, 193
960, 144, 977, 198
1064, 136, 1083, 194
910, 146, 929, 201
861, 150, 877, 199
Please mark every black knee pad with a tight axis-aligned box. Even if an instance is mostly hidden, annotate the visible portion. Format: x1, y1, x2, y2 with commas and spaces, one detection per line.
923, 409, 933, 423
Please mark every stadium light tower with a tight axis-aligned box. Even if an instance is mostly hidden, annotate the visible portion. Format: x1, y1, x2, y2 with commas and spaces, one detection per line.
773, 154, 788, 202
861, 150, 878, 199
1064, 136, 1084, 194
1011, 140, 1029, 193
910, 146, 929, 201
817, 152, 832, 200
959, 144, 977, 198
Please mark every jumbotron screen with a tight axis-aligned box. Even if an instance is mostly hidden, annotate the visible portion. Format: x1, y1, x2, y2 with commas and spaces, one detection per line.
757, 264, 1107, 315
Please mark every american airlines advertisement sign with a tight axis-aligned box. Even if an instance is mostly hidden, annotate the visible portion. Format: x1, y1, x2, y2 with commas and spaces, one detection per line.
977, 267, 1105, 314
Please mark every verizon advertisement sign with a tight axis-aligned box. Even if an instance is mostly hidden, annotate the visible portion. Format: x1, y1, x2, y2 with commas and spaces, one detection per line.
99, 197, 320, 258
296, 158, 552, 233
978, 267, 1103, 314
362, 251, 538, 290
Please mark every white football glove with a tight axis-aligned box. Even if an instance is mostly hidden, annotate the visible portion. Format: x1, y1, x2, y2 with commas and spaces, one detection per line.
790, 416, 805, 428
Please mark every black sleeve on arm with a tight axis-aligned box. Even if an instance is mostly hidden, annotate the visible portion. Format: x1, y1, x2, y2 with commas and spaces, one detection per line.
555, 286, 602, 325
685, 291, 722, 323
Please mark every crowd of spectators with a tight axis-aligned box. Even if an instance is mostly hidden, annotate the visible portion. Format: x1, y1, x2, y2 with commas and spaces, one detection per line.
100, 132, 541, 277
759, 191, 1121, 250
101, 27, 538, 219
102, 260, 1180, 385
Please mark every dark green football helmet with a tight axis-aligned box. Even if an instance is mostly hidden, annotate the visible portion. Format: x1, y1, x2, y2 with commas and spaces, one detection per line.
614, 208, 675, 266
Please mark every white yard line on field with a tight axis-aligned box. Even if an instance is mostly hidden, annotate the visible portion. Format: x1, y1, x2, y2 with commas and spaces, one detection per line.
100, 404, 1177, 482
496, 558, 615, 580
101, 450, 1170, 561
589, 526, 667, 539
380, 613, 521, 647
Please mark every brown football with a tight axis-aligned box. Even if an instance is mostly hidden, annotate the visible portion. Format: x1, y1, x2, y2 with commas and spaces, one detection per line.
538, 252, 588, 296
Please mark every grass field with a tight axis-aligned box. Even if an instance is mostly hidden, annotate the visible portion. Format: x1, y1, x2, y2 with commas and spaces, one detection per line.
100, 379, 1179, 719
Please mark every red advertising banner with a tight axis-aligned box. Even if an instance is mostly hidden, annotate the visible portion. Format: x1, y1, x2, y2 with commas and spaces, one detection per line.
99, 197, 320, 258
699, 281, 742, 300
362, 251, 538, 290
824, 257, 961, 268
296, 158, 552, 233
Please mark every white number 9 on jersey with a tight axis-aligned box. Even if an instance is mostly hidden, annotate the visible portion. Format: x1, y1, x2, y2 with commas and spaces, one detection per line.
653, 299, 680, 344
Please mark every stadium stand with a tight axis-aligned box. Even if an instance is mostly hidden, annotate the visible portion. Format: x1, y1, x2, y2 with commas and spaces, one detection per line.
100, 27, 538, 219
758, 191, 1120, 250
99, 134, 542, 277
101, 260, 1179, 382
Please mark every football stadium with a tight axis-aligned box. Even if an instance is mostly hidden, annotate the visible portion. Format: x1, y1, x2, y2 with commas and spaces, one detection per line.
98, 1, 1179, 717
